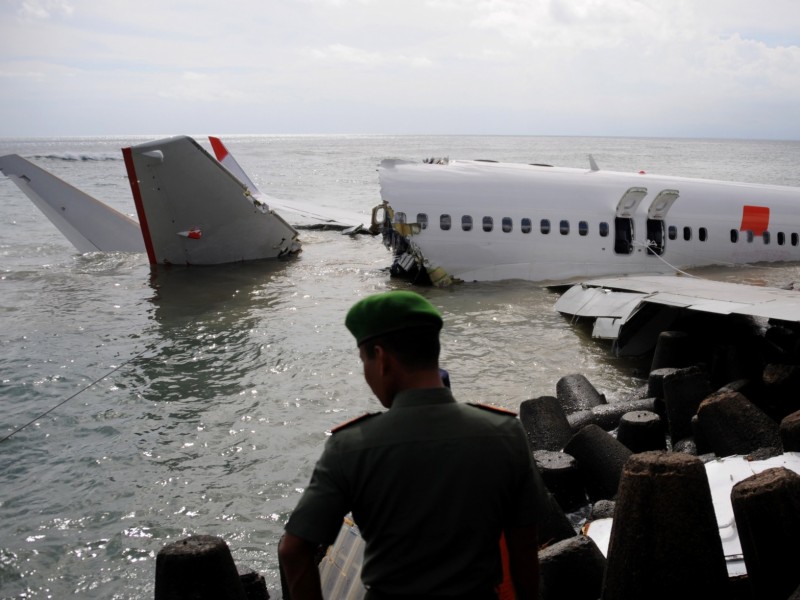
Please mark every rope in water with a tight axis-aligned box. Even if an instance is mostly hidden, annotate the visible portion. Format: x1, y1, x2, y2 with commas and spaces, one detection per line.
0, 344, 154, 444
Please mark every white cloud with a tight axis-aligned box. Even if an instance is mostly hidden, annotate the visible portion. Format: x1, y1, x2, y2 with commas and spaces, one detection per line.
17, 0, 74, 20
0, 0, 798, 137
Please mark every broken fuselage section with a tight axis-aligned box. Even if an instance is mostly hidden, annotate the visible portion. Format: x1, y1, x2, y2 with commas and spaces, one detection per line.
373, 156, 800, 287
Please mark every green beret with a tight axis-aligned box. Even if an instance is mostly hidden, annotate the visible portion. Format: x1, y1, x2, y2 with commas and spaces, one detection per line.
345, 291, 443, 345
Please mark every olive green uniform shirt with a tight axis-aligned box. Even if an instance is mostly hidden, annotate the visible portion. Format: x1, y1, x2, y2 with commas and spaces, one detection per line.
284, 388, 540, 596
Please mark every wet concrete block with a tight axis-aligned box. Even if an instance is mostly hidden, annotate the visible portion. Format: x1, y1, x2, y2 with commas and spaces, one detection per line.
590, 399, 657, 431
530, 455, 578, 547
155, 535, 247, 600
602, 452, 729, 600
616, 410, 666, 454
519, 396, 573, 451
780, 410, 800, 452
566, 399, 657, 433
537, 491, 580, 547
563, 424, 631, 502
731, 467, 800, 600
238, 568, 269, 600
690, 414, 711, 455
556, 373, 606, 414
762, 363, 800, 420
671, 437, 698, 455
650, 331, 692, 372
646, 367, 678, 401
539, 535, 606, 600
710, 342, 763, 390
534, 450, 587, 513
696, 390, 782, 457
589, 499, 615, 520
566, 409, 594, 432
663, 366, 712, 443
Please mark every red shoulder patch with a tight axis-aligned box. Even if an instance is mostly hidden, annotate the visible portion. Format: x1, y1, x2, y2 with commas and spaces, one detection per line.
468, 402, 517, 417
331, 412, 381, 433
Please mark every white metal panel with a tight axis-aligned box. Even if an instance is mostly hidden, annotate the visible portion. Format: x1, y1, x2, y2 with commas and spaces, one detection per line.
555, 286, 643, 318
647, 189, 680, 219
615, 187, 648, 218
0, 153, 144, 253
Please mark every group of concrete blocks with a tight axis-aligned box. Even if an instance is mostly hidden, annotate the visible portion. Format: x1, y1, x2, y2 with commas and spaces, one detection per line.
522, 325, 800, 600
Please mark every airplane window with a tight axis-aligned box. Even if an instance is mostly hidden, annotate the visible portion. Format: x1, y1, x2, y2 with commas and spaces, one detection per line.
395, 212, 407, 224
730, 229, 739, 243
668, 225, 677, 240
521, 218, 532, 234
599, 222, 609, 237
560, 220, 570, 235
541, 219, 551, 234
792, 233, 799, 246
579, 221, 588, 236
763, 231, 771, 245
462, 215, 473, 231
417, 213, 428, 230
699, 227, 707, 242
483, 216, 494, 232
683, 226, 692, 241
502, 217, 513, 233
746, 230, 754, 243
778, 232, 785, 245
440, 214, 451, 231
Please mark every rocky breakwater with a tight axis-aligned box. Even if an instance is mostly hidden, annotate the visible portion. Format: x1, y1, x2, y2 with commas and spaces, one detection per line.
520, 320, 800, 600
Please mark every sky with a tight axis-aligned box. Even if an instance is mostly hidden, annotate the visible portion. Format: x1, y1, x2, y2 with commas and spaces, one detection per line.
1, 0, 800, 139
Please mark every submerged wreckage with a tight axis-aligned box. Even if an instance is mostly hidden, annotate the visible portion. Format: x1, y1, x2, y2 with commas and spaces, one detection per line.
372, 157, 800, 286
0, 135, 362, 266
372, 156, 800, 352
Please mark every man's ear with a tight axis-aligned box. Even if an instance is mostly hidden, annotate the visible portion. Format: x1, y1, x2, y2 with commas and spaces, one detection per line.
372, 344, 392, 376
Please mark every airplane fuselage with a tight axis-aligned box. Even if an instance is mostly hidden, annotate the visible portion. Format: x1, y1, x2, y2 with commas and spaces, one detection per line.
375, 159, 800, 284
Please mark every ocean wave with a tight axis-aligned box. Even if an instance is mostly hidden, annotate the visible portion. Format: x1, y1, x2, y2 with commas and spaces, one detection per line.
29, 152, 122, 162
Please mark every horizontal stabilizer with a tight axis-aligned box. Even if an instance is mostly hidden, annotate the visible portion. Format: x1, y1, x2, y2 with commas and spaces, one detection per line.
0, 154, 144, 253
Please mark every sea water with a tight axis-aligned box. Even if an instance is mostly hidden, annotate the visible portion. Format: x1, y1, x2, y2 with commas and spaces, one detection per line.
1, 134, 800, 598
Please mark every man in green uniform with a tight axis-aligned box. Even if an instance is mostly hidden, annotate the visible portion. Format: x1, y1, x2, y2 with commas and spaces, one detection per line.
279, 290, 541, 599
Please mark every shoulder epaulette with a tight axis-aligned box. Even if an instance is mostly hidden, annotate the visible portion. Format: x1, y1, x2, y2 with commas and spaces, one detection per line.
331, 412, 381, 433
468, 402, 518, 417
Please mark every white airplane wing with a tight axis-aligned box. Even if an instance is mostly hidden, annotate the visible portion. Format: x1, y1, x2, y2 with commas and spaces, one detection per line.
554, 274, 800, 355
208, 136, 366, 234
123, 136, 301, 266
0, 153, 144, 253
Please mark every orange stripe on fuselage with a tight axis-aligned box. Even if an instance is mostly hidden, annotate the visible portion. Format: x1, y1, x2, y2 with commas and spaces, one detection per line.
740, 205, 770, 236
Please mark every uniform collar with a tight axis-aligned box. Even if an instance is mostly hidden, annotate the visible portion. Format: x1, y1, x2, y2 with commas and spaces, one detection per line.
390, 387, 455, 409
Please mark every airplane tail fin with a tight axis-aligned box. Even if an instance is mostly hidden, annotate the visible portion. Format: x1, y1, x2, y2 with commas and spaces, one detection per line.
0, 154, 145, 253
124, 135, 299, 266
208, 136, 261, 194
207, 136, 365, 234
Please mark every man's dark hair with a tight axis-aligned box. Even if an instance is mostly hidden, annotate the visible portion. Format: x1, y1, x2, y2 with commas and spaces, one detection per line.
362, 325, 440, 369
